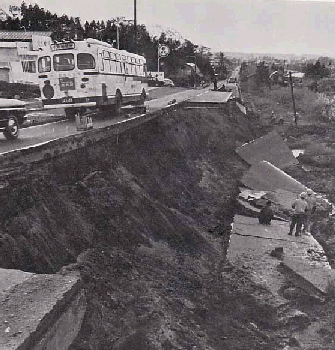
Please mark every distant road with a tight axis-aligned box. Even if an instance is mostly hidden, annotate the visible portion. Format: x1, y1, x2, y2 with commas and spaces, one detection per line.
0, 86, 212, 155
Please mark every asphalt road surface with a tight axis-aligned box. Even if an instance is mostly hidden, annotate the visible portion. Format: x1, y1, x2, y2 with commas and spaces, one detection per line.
0, 86, 212, 155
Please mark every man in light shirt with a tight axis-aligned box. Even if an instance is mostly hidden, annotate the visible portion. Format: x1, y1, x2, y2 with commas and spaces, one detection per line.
303, 189, 317, 233
288, 192, 308, 237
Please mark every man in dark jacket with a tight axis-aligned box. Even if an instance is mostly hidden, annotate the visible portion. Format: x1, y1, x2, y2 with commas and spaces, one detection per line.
259, 200, 274, 225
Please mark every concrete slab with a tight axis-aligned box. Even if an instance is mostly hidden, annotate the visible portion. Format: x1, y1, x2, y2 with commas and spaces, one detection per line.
281, 257, 335, 296
236, 131, 298, 169
186, 91, 233, 104
241, 161, 306, 193
0, 272, 85, 350
239, 188, 267, 201
228, 215, 330, 305
236, 101, 246, 114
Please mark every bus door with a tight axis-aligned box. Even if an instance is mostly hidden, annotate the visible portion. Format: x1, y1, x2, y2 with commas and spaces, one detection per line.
77, 51, 99, 100
97, 47, 107, 102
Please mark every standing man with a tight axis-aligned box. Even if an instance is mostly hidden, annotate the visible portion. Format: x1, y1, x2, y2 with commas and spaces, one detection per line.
213, 76, 218, 91
289, 192, 308, 237
303, 189, 317, 233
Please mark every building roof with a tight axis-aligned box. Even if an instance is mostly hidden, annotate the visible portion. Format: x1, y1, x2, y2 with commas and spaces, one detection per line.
185, 62, 204, 76
0, 31, 52, 41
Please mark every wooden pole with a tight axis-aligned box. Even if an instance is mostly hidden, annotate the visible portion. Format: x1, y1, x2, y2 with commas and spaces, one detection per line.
289, 71, 297, 124
158, 44, 160, 72
134, 0, 137, 53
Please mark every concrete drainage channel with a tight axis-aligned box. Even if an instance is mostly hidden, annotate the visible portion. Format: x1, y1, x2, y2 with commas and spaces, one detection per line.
0, 270, 85, 350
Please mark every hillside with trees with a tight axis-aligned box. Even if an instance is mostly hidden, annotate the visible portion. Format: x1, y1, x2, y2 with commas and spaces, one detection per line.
0, 2, 227, 81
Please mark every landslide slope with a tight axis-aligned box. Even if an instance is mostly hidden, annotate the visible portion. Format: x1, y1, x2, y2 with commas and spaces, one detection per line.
0, 106, 281, 349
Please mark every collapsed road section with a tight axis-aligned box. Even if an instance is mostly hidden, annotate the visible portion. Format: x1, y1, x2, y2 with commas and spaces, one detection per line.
1, 88, 261, 350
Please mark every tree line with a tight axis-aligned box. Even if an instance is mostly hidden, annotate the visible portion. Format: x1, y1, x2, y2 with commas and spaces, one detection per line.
0, 2, 223, 79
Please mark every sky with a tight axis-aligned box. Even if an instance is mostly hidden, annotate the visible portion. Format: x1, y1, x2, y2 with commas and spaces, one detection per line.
3, 0, 335, 56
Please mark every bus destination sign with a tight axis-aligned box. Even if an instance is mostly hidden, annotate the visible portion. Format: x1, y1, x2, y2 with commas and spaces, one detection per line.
51, 42, 75, 51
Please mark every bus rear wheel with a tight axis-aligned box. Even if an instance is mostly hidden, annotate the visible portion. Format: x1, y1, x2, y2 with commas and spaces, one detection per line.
3, 115, 19, 140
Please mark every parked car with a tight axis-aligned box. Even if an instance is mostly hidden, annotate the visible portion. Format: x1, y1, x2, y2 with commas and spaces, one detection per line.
0, 98, 26, 140
228, 77, 237, 84
163, 78, 175, 87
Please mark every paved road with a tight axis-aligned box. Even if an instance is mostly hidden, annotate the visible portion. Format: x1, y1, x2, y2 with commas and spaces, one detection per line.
0, 86, 212, 155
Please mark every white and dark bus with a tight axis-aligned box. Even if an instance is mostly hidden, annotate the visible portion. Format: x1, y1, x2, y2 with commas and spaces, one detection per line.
37, 38, 148, 117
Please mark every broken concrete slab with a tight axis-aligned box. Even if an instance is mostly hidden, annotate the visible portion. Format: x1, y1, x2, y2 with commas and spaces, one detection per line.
269, 189, 300, 211
239, 187, 268, 201
236, 130, 298, 169
241, 161, 307, 193
228, 215, 330, 305
280, 257, 335, 297
236, 101, 247, 114
0, 271, 86, 350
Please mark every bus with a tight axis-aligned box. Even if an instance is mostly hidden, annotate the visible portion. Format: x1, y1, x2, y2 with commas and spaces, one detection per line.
36, 38, 148, 117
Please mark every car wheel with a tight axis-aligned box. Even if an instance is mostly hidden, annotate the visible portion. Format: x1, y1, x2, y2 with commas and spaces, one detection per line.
3, 115, 19, 140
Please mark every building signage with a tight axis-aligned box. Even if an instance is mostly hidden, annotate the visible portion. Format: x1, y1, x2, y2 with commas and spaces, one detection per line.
32, 35, 52, 51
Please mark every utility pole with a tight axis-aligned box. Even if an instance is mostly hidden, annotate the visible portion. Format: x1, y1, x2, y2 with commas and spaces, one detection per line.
134, 0, 137, 53
289, 71, 298, 124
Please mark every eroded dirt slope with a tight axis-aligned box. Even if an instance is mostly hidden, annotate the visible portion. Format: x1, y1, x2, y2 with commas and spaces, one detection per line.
0, 106, 285, 349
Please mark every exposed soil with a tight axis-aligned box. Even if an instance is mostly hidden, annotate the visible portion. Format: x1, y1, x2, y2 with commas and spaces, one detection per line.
2, 92, 335, 349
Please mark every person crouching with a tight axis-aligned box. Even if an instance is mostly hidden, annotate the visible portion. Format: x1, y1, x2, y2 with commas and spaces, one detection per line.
259, 200, 274, 225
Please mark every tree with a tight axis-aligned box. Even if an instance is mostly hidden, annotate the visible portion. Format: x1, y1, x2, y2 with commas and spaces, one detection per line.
256, 61, 270, 89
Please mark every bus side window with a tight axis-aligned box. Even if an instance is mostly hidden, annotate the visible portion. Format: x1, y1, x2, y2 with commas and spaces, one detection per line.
77, 53, 96, 70
103, 50, 110, 72
99, 53, 104, 71
138, 65, 143, 76
105, 58, 111, 72
110, 60, 116, 73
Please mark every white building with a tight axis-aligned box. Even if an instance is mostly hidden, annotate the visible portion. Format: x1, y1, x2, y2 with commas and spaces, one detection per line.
0, 31, 52, 84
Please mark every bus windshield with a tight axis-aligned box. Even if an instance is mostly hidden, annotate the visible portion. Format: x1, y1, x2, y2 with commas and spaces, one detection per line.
53, 53, 75, 71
